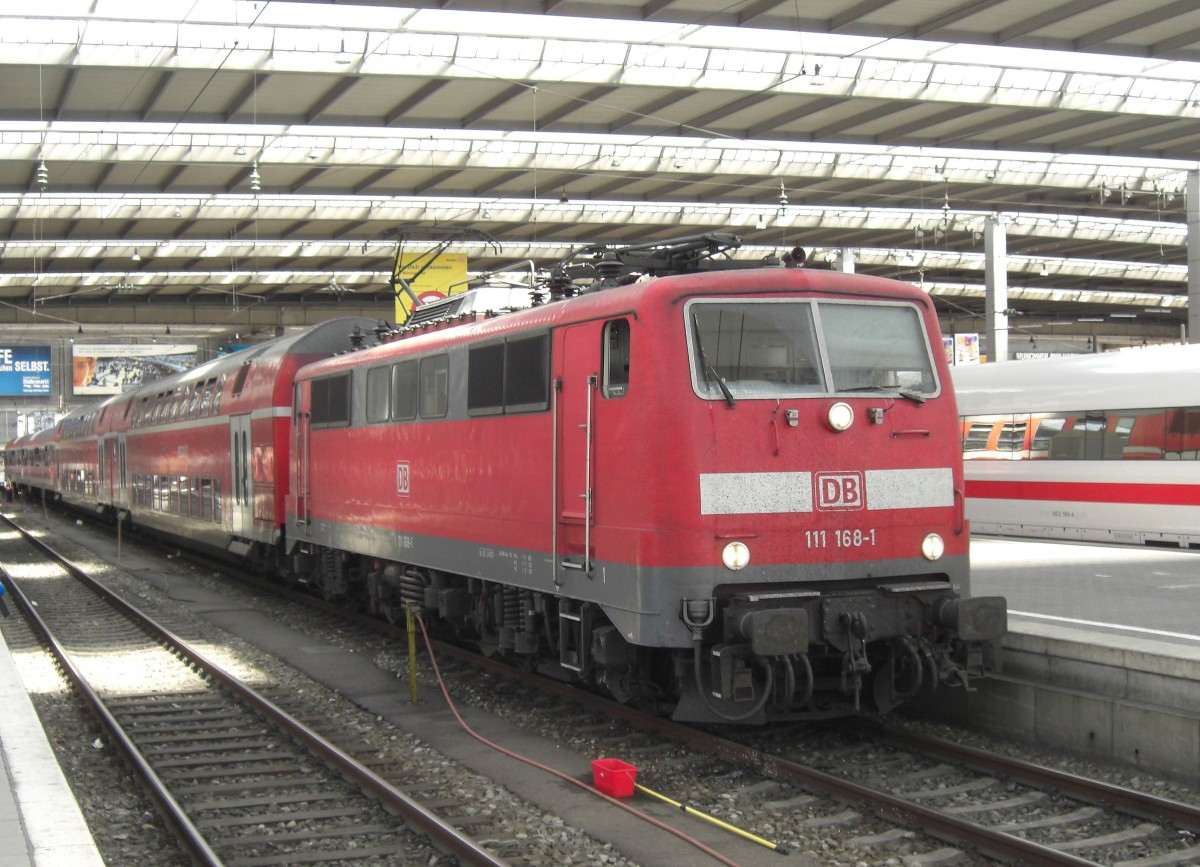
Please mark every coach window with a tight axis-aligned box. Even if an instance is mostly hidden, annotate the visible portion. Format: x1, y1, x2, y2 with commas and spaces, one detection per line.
199, 379, 216, 416
231, 361, 252, 396
311, 373, 351, 428
467, 342, 506, 416
419, 355, 449, 418
603, 320, 630, 399
505, 334, 550, 411
212, 374, 226, 414
200, 478, 214, 521
366, 366, 391, 423
188, 384, 203, 418
963, 421, 994, 453
1164, 407, 1200, 459
997, 418, 1029, 458
392, 361, 418, 421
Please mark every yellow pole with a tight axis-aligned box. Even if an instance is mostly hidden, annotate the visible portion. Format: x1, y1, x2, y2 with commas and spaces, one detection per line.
405, 602, 419, 705
634, 783, 789, 855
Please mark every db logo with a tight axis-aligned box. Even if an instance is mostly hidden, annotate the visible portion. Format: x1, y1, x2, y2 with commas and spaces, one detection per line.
816, 472, 864, 511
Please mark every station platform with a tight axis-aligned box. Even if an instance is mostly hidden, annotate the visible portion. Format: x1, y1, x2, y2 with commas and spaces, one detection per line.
0, 624, 105, 867
918, 535, 1200, 783
970, 535, 1200, 648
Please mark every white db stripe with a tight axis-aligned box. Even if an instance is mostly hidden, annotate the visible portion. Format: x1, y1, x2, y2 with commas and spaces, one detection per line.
866, 468, 955, 510
699, 468, 953, 515
699, 472, 813, 515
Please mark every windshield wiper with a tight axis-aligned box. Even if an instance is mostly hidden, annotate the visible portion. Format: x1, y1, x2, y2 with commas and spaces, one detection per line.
839, 385, 927, 404
691, 314, 735, 407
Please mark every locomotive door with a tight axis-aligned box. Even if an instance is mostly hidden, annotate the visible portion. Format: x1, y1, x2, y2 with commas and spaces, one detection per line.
295, 389, 311, 531
229, 413, 253, 536
555, 323, 600, 577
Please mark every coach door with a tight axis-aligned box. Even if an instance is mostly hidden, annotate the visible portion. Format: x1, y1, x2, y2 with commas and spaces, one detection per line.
99, 435, 126, 508
229, 413, 253, 536
555, 323, 600, 579
113, 434, 127, 508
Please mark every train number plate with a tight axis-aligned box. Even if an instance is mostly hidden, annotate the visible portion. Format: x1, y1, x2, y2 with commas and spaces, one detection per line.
805, 529, 877, 549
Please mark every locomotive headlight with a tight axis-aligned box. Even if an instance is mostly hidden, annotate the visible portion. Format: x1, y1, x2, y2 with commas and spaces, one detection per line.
921, 533, 945, 561
826, 402, 854, 432
722, 541, 751, 571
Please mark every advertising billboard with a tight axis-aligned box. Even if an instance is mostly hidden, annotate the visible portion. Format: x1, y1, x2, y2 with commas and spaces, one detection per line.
73, 343, 198, 396
393, 252, 469, 324
0, 346, 52, 396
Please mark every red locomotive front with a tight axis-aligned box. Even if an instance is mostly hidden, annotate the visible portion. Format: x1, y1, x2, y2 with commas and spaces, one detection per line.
288, 235, 1006, 723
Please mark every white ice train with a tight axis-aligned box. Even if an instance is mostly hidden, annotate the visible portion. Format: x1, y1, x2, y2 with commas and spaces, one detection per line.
952, 344, 1200, 548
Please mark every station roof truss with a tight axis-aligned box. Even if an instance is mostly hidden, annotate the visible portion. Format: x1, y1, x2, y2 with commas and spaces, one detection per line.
1, 0, 1199, 342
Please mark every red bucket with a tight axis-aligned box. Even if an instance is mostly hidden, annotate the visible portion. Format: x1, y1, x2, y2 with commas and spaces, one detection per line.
592, 758, 637, 798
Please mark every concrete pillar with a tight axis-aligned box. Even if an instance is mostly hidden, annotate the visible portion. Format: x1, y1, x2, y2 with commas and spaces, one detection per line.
836, 247, 855, 273
1188, 170, 1200, 345
984, 215, 1009, 362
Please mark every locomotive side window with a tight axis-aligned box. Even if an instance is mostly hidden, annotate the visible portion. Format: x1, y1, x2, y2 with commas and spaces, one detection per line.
505, 334, 550, 412
467, 343, 506, 416
392, 361, 418, 420
419, 355, 449, 418
467, 335, 550, 415
366, 366, 391, 423
311, 374, 351, 428
603, 320, 631, 399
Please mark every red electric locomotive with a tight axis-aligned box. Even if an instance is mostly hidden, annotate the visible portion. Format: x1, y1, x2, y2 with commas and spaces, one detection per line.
288, 235, 1006, 722
2, 234, 1005, 723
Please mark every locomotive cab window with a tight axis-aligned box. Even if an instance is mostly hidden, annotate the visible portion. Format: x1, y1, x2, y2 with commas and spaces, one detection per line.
603, 320, 631, 399
818, 302, 937, 397
687, 298, 937, 401
688, 300, 824, 399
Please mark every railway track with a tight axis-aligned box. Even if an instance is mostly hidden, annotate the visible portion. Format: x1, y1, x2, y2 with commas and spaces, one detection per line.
0, 513, 507, 867
7, 504, 1200, 867
414, 636, 1200, 866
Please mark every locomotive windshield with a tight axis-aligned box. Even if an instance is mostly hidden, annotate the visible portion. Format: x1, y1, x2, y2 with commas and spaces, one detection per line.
688, 299, 938, 401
